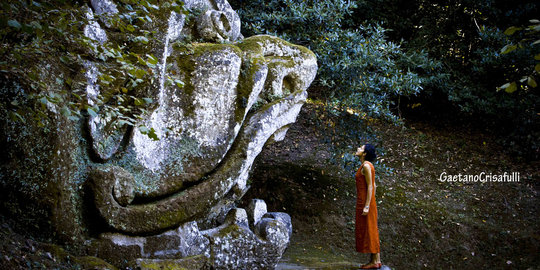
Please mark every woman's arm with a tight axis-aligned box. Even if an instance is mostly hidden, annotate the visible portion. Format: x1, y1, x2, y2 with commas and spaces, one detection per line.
362, 163, 373, 216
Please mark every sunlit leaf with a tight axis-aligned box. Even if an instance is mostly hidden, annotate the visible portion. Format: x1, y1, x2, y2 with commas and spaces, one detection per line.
137, 56, 146, 65
136, 36, 149, 44
117, 120, 131, 126
87, 107, 98, 117
8, 20, 22, 29
139, 125, 149, 133
135, 69, 146, 79
527, 77, 537, 88
500, 44, 517, 54
503, 26, 521, 35
146, 54, 158, 65
39, 97, 48, 105
60, 106, 71, 117
504, 82, 517, 93
175, 79, 184, 88
147, 128, 159, 141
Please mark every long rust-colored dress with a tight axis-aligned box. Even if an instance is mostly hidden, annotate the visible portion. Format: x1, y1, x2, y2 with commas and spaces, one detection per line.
355, 161, 380, 253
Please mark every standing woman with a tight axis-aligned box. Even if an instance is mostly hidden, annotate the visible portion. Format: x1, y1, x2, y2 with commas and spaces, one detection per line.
355, 144, 382, 269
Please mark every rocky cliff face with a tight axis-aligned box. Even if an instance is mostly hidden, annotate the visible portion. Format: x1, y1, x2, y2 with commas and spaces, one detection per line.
0, 0, 317, 268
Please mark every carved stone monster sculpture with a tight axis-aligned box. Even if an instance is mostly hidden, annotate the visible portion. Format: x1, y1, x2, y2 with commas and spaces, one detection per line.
0, 0, 317, 269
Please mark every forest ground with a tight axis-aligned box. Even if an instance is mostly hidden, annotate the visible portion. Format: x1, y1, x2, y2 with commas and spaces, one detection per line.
242, 100, 539, 270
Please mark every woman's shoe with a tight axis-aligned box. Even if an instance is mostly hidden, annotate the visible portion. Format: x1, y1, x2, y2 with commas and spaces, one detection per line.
360, 262, 382, 269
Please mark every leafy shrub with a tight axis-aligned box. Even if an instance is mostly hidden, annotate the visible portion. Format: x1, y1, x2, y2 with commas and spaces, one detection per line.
230, 0, 442, 122
0, 0, 185, 135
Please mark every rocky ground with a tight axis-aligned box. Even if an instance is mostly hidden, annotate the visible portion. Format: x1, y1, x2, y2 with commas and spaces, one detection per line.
243, 101, 540, 269
1, 101, 538, 270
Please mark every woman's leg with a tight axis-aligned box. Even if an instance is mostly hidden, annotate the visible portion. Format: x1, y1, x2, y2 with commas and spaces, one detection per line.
372, 253, 381, 264
361, 253, 381, 268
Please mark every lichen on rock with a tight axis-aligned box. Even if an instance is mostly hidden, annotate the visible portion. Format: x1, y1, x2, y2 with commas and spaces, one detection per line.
0, 0, 317, 268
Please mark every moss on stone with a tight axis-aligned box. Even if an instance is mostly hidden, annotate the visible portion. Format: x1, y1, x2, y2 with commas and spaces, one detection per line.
73, 255, 119, 270
136, 255, 209, 270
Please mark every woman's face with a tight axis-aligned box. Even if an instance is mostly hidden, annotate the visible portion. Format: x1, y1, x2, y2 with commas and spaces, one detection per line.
355, 145, 365, 157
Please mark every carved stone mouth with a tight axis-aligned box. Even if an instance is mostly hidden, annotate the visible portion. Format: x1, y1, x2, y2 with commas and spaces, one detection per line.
89, 35, 317, 235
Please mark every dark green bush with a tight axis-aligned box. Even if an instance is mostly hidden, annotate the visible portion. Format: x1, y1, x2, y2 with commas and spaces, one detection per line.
230, 0, 442, 122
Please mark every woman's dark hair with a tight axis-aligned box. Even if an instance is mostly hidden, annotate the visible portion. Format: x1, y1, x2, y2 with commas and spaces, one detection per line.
364, 144, 377, 162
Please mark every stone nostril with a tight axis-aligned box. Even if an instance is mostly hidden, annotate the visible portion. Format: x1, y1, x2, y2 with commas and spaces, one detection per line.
282, 74, 297, 95
219, 13, 231, 32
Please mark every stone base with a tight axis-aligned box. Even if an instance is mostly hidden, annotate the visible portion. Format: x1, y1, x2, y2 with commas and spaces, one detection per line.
136, 255, 210, 270
87, 199, 290, 269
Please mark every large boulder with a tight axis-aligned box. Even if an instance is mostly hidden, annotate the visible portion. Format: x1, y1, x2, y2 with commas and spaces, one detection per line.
0, 0, 316, 268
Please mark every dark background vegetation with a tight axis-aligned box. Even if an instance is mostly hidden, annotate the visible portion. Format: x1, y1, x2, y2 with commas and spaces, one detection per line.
230, 0, 540, 160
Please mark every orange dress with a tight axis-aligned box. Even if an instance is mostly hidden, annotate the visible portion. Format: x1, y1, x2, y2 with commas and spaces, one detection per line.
355, 161, 380, 253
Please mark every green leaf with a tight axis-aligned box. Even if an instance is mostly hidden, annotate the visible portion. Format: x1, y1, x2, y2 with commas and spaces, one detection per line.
143, 98, 153, 104
503, 26, 521, 35
137, 56, 146, 65
60, 56, 70, 63
117, 120, 131, 126
500, 44, 517, 54
139, 125, 149, 133
147, 127, 159, 141
175, 79, 184, 88
39, 97, 48, 105
87, 107, 98, 117
146, 54, 158, 65
536, 64, 540, 74
136, 36, 149, 44
530, 19, 540, 24
134, 98, 143, 106
126, 24, 135, 32
535, 54, 540, 60
135, 69, 146, 79
60, 106, 71, 117
501, 82, 517, 93
8, 20, 21, 29
9, 111, 25, 123
528, 77, 537, 88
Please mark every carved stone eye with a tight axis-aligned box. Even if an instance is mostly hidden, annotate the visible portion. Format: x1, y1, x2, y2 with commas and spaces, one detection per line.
197, 9, 241, 42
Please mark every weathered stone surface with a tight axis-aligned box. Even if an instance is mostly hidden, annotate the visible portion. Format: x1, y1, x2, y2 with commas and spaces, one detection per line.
203, 207, 291, 270
88, 201, 289, 269
185, 0, 242, 42
262, 212, 293, 239
1, 0, 316, 268
88, 221, 210, 266
88, 34, 316, 234
247, 199, 268, 227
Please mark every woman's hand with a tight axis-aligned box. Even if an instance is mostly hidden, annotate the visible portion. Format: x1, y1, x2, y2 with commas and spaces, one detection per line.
362, 206, 369, 215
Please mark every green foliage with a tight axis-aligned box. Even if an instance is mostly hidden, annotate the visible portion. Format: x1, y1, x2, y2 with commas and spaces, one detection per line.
349, 0, 540, 159
231, 0, 441, 122
0, 0, 186, 137
498, 19, 540, 92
